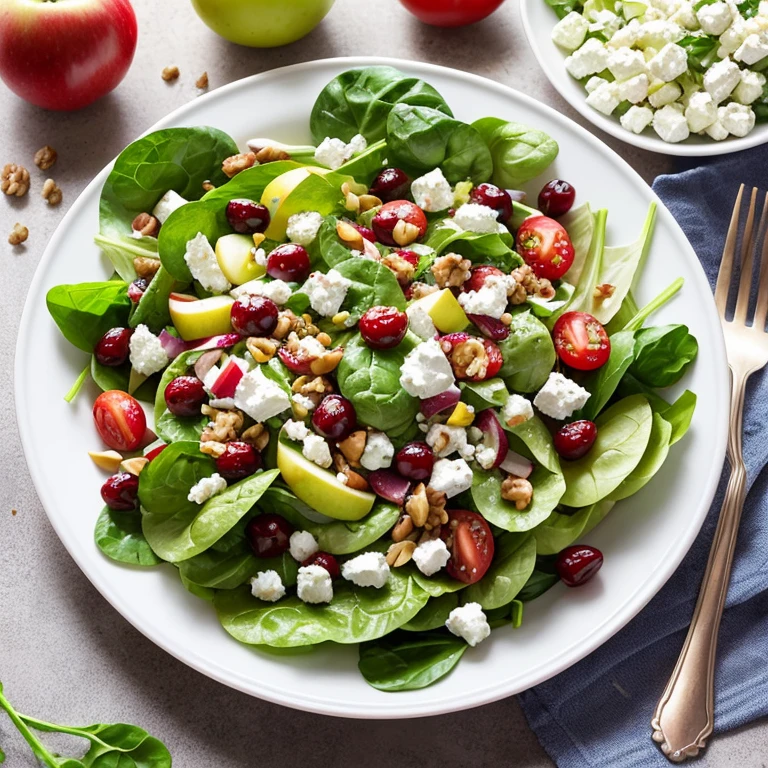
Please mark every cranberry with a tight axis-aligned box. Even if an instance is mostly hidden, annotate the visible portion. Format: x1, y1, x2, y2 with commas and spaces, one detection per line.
369, 167, 410, 202
395, 442, 434, 481
463, 265, 504, 293
302, 551, 341, 580
538, 179, 576, 218
246, 514, 294, 558
354, 223, 376, 242
372, 200, 428, 246
556, 545, 603, 587
226, 199, 270, 234
101, 471, 139, 511
266, 243, 310, 283
94, 327, 132, 367
312, 395, 357, 440
216, 441, 261, 480
145, 444, 167, 462
554, 420, 597, 460
396, 249, 420, 267
359, 306, 409, 350
230, 295, 279, 336
164, 376, 207, 417
470, 183, 513, 223
127, 278, 148, 303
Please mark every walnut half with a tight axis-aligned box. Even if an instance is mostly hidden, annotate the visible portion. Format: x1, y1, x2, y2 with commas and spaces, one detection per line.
501, 475, 533, 510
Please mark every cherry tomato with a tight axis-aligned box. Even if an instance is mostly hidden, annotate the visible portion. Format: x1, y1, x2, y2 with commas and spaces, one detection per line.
516, 215, 575, 280
442, 509, 495, 584
552, 312, 611, 371
93, 390, 147, 451
398, 0, 506, 27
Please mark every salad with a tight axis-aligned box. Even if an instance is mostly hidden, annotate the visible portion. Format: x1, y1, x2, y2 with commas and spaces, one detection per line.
545, 0, 768, 143
46, 66, 698, 691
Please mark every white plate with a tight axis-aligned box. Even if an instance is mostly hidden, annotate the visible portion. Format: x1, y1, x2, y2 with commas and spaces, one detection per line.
520, 0, 768, 157
15, 57, 729, 718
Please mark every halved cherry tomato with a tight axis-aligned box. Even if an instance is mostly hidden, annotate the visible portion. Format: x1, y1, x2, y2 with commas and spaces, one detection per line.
442, 509, 495, 584
552, 311, 611, 371
398, 0, 506, 27
516, 215, 575, 280
93, 390, 147, 451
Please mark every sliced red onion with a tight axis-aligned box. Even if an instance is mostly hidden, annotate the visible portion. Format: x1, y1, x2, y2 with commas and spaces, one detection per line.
476, 409, 509, 469
194, 349, 223, 381
189, 333, 241, 351
506, 189, 527, 203
467, 313, 510, 341
368, 470, 411, 507
420, 384, 462, 419
500, 449, 533, 479
158, 329, 189, 359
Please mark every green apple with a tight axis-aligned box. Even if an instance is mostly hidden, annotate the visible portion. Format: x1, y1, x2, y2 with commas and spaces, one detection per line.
277, 439, 375, 521
189, 0, 335, 48
215, 233, 265, 286
411, 288, 469, 333
169, 294, 234, 341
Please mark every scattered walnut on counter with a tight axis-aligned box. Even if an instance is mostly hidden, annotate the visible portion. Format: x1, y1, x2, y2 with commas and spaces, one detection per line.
161, 65, 180, 82
34, 145, 57, 171
8, 223, 28, 246
195, 71, 209, 89
1, 164, 30, 197
41, 179, 63, 206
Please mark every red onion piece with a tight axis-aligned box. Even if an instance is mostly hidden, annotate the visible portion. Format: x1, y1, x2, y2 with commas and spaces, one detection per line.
475, 409, 509, 469
500, 449, 533, 479
158, 329, 189, 359
467, 313, 510, 341
368, 470, 411, 506
420, 384, 462, 419
189, 333, 241, 351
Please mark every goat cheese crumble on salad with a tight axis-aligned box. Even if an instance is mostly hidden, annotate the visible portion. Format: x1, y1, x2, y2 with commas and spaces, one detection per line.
546, 0, 768, 142
47, 66, 698, 693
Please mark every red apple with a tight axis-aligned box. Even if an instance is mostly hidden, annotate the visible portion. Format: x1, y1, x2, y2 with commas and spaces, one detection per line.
0, 0, 138, 111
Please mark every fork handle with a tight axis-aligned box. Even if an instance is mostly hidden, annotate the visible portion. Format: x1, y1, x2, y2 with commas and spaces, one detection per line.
651, 368, 748, 762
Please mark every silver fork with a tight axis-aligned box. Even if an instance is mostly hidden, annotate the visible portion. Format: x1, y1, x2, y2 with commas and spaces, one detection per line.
651, 185, 768, 762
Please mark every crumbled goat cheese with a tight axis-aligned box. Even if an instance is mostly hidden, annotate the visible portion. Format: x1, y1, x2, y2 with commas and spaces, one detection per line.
342, 552, 390, 588
426, 424, 469, 458
231, 278, 292, 305
685, 91, 718, 132
733, 69, 767, 104
250, 570, 285, 602
551, 11, 589, 50
452, 203, 500, 234
586, 81, 621, 115
653, 103, 690, 143
565, 38, 610, 79
585, 76, 609, 93
187, 473, 227, 504
129, 323, 169, 376
620, 105, 655, 133
314, 134, 367, 170
719, 102, 756, 136
734, 33, 768, 65
697, 1, 732, 35
445, 602, 491, 647
399, 338, 455, 399
533, 372, 591, 420
648, 42, 689, 81
360, 432, 395, 471
152, 190, 187, 224
648, 81, 682, 108
286, 211, 324, 246
233, 366, 291, 422
607, 46, 647, 80
302, 434, 332, 468
284, 419, 310, 442
412, 538, 451, 576
428, 458, 473, 498
292, 393, 316, 411
618, 74, 650, 104
184, 232, 231, 294
475, 446, 498, 470
406, 303, 438, 340
706, 118, 730, 140
302, 269, 351, 317
289, 530, 319, 562
296, 565, 333, 604
458, 274, 509, 319
704, 57, 741, 103
410, 168, 455, 212
502, 394, 535, 427
254, 248, 268, 267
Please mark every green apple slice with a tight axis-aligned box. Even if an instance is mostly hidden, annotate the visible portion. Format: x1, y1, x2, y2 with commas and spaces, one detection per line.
411, 288, 469, 333
169, 294, 234, 341
215, 233, 265, 286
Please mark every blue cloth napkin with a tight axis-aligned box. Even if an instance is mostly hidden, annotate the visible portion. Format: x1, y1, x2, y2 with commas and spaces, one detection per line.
518, 145, 768, 768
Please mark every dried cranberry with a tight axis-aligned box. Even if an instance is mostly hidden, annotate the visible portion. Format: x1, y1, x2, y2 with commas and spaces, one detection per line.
470, 183, 512, 222
354, 224, 376, 242
230, 295, 279, 336
359, 306, 409, 350
266, 243, 310, 283
396, 249, 420, 267
302, 551, 341, 580
164, 376, 207, 417
101, 471, 139, 511
226, 199, 270, 234
312, 395, 357, 440
94, 327, 132, 367
538, 179, 576, 218
246, 514, 294, 558
216, 441, 261, 480
369, 167, 410, 202
395, 442, 434, 481
554, 420, 597, 460
556, 545, 603, 587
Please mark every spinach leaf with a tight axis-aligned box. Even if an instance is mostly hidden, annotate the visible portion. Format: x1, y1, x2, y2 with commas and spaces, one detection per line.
358, 630, 468, 691
129, 266, 179, 332
678, 34, 719, 72
472, 117, 559, 189
505, 413, 562, 473
517, 567, 559, 602
199, 160, 301, 203
90, 356, 157, 402
259, 487, 400, 554
310, 66, 453, 144
337, 331, 420, 433
534, 500, 615, 555
93, 233, 158, 284
425, 220, 521, 271
387, 104, 493, 184
336, 139, 388, 184
94, 507, 162, 567
544, 0, 583, 18
156, 410, 208, 444
528, 280, 575, 319
46, 281, 131, 353
307, 216, 356, 269
180, 571, 216, 602
465, 533, 537, 609
460, 378, 510, 411
619, 277, 684, 332
498, 308, 556, 393
411, 567, 468, 597
629, 324, 698, 388
143, 462, 279, 563
214, 568, 429, 647
401, 593, 459, 631
561, 395, 653, 506
559, 203, 594, 286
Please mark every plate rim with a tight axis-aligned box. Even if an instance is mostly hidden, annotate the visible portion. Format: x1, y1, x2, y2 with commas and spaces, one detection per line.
518, 0, 768, 157
14, 55, 729, 718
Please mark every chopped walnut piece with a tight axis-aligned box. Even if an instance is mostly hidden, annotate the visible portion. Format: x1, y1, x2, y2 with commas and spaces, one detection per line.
424, 487, 448, 531
1, 164, 30, 197
254, 145, 291, 163
200, 406, 243, 443
241, 423, 270, 451
195, 71, 209, 89
41, 178, 62, 206
291, 375, 334, 406
386, 540, 416, 567
501, 475, 533, 510
133, 256, 161, 279
405, 483, 430, 528
161, 65, 180, 81
508, 264, 555, 304
382, 252, 416, 285
199, 440, 228, 458
410, 282, 439, 300
392, 514, 414, 543
34, 145, 57, 171
594, 283, 616, 300
131, 212, 160, 238
246, 336, 278, 363
8, 223, 28, 246
274, 310, 319, 340
337, 430, 366, 467
431, 253, 471, 288
442, 336, 489, 379
222, 152, 257, 178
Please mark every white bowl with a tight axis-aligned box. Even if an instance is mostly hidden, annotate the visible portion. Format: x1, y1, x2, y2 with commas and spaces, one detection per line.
15, 57, 729, 718
520, 0, 768, 156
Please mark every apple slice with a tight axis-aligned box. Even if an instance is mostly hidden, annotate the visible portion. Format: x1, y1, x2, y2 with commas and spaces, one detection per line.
209, 358, 245, 398
260, 166, 331, 241
215, 233, 265, 286
277, 439, 375, 521
169, 294, 234, 341
410, 288, 469, 333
